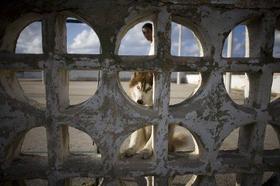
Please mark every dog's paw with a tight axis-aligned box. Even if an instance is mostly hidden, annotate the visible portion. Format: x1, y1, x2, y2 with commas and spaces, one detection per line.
138, 148, 153, 159
122, 147, 137, 158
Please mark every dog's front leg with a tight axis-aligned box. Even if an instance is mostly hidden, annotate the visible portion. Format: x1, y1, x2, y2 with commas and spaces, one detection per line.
138, 126, 153, 159
123, 128, 146, 157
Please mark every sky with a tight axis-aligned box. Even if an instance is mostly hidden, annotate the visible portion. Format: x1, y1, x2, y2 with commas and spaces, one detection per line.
222, 25, 246, 57
16, 22, 43, 54
15, 19, 280, 58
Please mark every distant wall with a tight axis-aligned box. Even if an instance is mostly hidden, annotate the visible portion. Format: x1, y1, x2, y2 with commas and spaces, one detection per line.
19, 72, 280, 93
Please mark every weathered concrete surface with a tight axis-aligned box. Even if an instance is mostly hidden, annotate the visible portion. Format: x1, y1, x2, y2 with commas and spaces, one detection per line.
0, 1, 280, 185
19, 80, 279, 185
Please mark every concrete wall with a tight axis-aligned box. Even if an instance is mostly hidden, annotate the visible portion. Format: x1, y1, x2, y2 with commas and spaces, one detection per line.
0, 1, 280, 186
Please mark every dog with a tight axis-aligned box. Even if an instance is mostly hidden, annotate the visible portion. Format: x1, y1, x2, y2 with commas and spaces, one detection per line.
122, 72, 196, 159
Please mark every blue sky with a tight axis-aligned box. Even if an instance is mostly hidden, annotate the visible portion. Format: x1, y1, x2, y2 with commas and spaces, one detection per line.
66, 21, 100, 54
222, 25, 246, 57
16, 22, 43, 54
15, 19, 280, 58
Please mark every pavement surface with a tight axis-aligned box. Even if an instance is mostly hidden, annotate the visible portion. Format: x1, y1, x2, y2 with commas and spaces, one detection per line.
18, 80, 279, 186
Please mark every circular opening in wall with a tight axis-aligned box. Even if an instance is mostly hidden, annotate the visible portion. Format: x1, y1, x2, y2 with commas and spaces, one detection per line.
69, 126, 100, 157
120, 124, 154, 160
223, 72, 249, 105
171, 22, 203, 57
118, 21, 154, 56
15, 21, 45, 105
66, 17, 100, 54
118, 71, 153, 108
273, 29, 280, 58
21, 127, 47, 156
66, 17, 101, 105
169, 72, 201, 105
69, 70, 100, 105
168, 124, 198, 155
222, 24, 248, 58
16, 21, 43, 54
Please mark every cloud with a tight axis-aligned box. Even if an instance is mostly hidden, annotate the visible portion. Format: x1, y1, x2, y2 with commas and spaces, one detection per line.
171, 23, 202, 57
172, 41, 200, 56
184, 44, 200, 56
68, 28, 100, 54
222, 31, 245, 57
233, 42, 244, 53
16, 22, 42, 54
15, 20, 204, 57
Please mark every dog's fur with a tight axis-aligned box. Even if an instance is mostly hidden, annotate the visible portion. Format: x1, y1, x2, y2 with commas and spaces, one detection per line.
128, 72, 153, 107
123, 72, 195, 159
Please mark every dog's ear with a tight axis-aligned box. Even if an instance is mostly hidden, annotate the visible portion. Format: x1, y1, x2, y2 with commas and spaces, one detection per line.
146, 72, 153, 85
131, 72, 138, 80
147, 72, 154, 79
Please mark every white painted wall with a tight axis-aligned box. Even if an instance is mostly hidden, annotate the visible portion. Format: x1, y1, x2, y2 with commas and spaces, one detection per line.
185, 73, 280, 94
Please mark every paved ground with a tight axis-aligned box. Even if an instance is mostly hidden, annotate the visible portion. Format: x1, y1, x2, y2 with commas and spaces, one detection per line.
18, 80, 279, 186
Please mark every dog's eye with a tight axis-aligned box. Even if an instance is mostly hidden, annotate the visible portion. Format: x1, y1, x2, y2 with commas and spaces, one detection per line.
137, 86, 140, 89
145, 87, 152, 92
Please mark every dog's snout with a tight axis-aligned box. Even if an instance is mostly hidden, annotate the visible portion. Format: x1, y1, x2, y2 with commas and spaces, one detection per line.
137, 100, 144, 105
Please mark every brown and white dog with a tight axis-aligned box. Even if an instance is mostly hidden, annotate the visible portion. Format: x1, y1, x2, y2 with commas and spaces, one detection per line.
122, 72, 196, 159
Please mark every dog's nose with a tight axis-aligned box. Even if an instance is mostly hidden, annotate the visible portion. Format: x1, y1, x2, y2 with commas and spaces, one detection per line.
137, 100, 143, 105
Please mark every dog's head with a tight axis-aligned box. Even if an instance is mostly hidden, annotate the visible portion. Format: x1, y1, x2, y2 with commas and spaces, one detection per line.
129, 72, 153, 106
